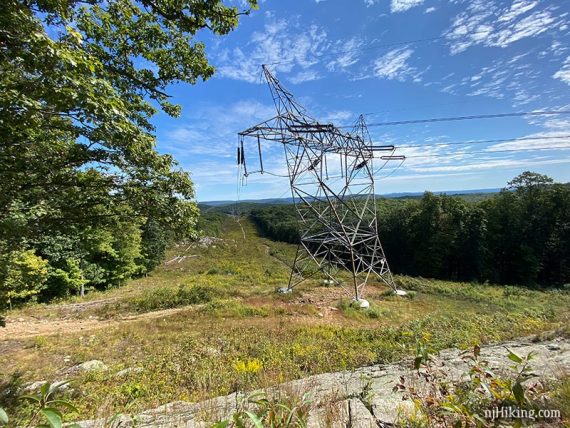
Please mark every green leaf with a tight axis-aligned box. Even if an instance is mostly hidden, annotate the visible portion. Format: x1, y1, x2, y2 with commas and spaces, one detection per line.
512, 382, 525, 405
413, 356, 422, 370
441, 404, 461, 414
19, 394, 42, 404
51, 399, 79, 413
472, 414, 487, 425
41, 408, 63, 428
233, 415, 247, 428
244, 411, 264, 428
40, 382, 51, 397
506, 349, 523, 364
0, 408, 8, 424
211, 422, 229, 428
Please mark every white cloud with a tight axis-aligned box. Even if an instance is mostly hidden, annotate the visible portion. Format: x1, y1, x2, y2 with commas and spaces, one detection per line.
447, 53, 551, 106
373, 47, 417, 81
444, 0, 565, 54
161, 99, 293, 198
391, 0, 424, 13
216, 19, 329, 83
491, 9, 555, 47
486, 131, 570, 152
554, 56, 570, 86
411, 157, 570, 173
164, 100, 275, 157
497, 0, 539, 23
288, 69, 321, 84
425, 7, 436, 13
326, 37, 364, 72
322, 110, 353, 123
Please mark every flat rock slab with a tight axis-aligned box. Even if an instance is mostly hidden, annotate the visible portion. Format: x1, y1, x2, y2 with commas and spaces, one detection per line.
76, 337, 569, 427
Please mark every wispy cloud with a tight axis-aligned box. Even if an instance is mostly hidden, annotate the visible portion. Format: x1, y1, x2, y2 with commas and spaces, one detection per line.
485, 131, 570, 152
411, 157, 570, 173
164, 100, 275, 158
215, 18, 329, 84
440, 52, 562, 107
554, 56, 570, 86
364, 0, 424, 13
326, 37, 364, 72
391, 0, 424, 13
444, 0, 565, 54
322, 110, 354, 123
288, 69, 322, 84
372, 47, 421, 81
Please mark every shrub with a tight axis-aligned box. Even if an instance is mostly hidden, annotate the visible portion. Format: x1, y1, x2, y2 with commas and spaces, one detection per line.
132, 284, 220, 312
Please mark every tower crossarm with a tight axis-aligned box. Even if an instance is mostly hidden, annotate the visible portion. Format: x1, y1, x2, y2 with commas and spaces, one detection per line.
239, 116, 392, 158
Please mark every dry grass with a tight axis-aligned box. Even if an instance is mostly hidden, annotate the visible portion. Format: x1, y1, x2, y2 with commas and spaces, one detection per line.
1, 217, 569, 421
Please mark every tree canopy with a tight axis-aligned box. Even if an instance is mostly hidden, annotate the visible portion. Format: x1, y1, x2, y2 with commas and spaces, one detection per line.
0, 0, 257, 308
250, 172, 570, 288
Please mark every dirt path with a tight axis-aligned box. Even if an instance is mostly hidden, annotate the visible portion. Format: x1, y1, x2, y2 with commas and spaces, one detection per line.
0, 306, 193, 341
262, 243, 291, 269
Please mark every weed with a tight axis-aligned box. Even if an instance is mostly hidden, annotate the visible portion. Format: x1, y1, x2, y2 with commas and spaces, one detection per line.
397, 342, 565, 427
551, 376, 570, 420
338, 299, 390, 320
214, 391, 312, 428
199, 300, 270, 318
33, 336, 49, 349
132, 284, 221, 312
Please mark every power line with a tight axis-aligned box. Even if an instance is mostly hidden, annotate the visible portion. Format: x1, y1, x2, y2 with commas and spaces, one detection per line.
337, 110, 570, 128
398, 134, 570, 149
237, 141, 570, 181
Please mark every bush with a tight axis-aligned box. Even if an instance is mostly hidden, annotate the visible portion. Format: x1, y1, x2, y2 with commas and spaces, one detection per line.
0, 250, 49, 309
132, 284, 220, 312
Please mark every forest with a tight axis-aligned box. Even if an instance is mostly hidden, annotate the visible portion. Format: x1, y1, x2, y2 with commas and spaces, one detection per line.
250, 171, 570, 287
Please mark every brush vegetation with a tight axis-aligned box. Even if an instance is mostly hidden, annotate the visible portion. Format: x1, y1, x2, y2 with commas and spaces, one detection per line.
1, 217, 569, 422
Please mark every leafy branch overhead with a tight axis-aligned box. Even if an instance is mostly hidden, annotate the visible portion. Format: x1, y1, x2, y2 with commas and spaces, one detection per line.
0, 0, 257, 307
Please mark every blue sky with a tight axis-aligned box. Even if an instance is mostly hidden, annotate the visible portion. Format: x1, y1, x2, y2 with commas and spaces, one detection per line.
152, 0, 570, 202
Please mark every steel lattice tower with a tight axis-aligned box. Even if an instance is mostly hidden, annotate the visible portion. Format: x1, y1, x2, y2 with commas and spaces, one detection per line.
238, 66, 404, 301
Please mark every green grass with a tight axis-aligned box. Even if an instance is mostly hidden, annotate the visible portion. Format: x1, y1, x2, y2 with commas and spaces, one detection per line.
1, 216, 569, 422
552, 376, 570, 420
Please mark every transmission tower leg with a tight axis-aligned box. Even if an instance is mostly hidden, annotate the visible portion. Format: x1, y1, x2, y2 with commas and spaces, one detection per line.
285, 244, 302, 291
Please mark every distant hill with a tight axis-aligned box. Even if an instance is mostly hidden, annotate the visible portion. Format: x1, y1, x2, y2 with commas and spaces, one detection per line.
200, 188, 501, 207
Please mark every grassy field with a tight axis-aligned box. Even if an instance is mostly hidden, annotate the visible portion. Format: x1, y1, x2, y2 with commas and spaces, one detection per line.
1, 216, 569, 421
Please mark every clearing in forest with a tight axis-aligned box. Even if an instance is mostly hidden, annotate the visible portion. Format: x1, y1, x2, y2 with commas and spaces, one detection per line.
1, 216, 569, 420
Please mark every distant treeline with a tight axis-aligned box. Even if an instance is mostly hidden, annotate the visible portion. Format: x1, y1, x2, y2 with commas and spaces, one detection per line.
250, 172, 570, 287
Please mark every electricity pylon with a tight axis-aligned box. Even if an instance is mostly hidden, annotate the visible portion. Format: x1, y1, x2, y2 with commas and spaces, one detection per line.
238, 66, 404, 301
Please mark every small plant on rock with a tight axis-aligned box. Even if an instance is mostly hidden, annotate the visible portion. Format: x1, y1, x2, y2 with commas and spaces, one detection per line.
213, 391, 312, 428
18, 381, 80, 428
397, 341, 562, 427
